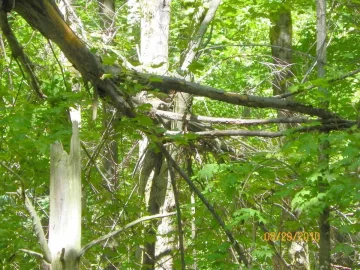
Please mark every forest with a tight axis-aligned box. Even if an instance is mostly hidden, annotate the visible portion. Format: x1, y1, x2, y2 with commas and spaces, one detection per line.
0, 0, 359, 269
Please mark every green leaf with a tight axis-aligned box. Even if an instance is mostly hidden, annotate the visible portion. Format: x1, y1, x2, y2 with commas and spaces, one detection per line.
198, 164, 219, 179
251, 246, 273, 260
188, 61, 205, 73
148, 76, 163, 82
135, 115, 153, 126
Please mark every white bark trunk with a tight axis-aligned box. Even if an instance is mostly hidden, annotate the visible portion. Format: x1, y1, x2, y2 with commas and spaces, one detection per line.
137, 1, 172, 268
49, 122, 81, 269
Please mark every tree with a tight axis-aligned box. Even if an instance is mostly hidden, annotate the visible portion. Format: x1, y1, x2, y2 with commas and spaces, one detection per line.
1, 0, 359, 269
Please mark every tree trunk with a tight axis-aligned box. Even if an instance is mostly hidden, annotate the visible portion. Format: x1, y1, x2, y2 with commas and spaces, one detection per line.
137, 0, 172, 268
49, 122, 81, 269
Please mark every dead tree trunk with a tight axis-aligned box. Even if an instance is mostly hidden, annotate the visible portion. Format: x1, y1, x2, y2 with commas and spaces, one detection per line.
48, 121, 81, 269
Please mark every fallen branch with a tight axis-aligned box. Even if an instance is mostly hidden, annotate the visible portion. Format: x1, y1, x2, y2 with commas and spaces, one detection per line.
154, 109, 312, 126
131, 70, 340, 119
14, 0, 348, 120
165, 129, 282, 138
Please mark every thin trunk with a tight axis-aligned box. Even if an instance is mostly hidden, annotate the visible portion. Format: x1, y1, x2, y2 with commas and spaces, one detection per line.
316, 0, 331, 269
170, 2, 222, 269
97, 0, 119, 192
270, 7, 309, 269
175, 0, 221, 130
97, 2, 121, 268
188, 157, 197, 270
171, 2, 221, 268
269, 7, 293, 120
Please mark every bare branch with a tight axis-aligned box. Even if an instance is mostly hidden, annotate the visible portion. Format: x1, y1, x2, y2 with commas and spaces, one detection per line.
78, 212, 176, 258
154, 109, 312, 125
163, 120, 356, 139
20, 249, 45, 259
20, 189, 52, 263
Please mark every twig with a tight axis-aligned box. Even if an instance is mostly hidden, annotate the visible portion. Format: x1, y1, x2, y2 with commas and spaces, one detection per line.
19, 249, 44, 259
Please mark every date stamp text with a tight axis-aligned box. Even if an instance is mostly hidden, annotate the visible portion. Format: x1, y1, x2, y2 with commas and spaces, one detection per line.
263, 232, 320, 242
